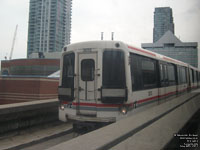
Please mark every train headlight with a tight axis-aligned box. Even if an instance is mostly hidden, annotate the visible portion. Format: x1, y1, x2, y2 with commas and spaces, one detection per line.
60, 104, 65, 110
120, 106, 127, 115
115, 43, 120, 48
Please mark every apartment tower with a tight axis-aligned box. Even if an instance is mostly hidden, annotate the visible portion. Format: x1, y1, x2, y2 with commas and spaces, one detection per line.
27, 0, 72, 58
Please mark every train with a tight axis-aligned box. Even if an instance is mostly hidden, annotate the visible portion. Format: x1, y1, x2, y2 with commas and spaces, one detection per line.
58, 41, 200, 128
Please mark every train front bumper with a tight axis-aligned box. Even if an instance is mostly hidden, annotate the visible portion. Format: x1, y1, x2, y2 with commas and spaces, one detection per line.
66, 114, 116, 123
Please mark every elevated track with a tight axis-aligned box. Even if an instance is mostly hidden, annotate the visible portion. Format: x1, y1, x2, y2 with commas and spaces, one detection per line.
47, 90, 200, 150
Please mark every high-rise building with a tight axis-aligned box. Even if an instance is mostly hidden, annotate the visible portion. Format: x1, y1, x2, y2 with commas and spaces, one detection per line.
142, 7, 198, 68
27, 0, 72, 58
153, 7, 174, 43
142, 31, 198, 68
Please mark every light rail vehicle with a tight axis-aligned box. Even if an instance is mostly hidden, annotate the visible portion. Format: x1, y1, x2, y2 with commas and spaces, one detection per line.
58, 41, 200, 128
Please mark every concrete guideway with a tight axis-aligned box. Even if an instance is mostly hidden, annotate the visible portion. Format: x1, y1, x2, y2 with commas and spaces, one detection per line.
0, 99, 59, 134
112, 93, 200, 150
0, 99, 75, 150
192, 88, 200, 93
47, 92, 200, 150
0, 122, 72, 150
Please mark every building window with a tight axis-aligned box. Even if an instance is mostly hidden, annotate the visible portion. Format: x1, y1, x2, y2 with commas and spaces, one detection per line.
164, 43, 175, 47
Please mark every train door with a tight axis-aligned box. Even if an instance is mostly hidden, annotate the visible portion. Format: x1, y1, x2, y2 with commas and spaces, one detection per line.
198, 72, 200, 87
187, 68, 192, 92
77, 52, 97, 116
196, 71, 199, 88
158, 62, 168, 102
194, 71, 198, 88
189, 69, 193, 90
166, 64, 177, 97
177, 66, 187, 94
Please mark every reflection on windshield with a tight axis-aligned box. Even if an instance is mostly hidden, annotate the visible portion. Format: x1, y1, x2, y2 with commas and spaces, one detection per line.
103, 50, 125, 88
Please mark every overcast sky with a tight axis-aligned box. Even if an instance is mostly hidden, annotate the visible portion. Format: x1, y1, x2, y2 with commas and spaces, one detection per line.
0, 0, 200, 64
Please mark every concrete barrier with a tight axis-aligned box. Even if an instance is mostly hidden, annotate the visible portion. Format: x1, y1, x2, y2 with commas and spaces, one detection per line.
47, 92, 200, 150
0, 99, 58, 134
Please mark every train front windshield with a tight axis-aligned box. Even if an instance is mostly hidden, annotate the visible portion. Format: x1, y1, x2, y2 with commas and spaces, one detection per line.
103, 50, 125, 88
59, 53, 75, 101
102, 50, 127, 103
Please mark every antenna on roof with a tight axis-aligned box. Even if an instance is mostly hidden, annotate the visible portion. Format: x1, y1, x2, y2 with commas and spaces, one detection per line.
101, 32, 104, 40
111, 32, 114, 40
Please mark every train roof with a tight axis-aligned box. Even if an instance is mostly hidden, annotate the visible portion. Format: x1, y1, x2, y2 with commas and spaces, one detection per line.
64, 40, 194, 68
65, 40, 124, 50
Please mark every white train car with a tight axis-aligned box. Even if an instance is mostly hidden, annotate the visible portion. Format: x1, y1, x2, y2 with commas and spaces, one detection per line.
58, 41, 200, 126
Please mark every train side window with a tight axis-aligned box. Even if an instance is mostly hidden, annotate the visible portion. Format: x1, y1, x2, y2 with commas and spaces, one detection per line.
130, 54, 143, 91
181, 67, 187, 84
196, 71, 198, 82
141, 59, 157, 88
191, 69, 194, 83
177, 67, 181, 84
194, 70, 197, 83
198, 72, 200, 81
62, 53, 75, 88
160, 64, 164, 82
130, 53, 157, 91
164, 65, 168, 84
167, 64, 176, 86
190, 69, 193, 83
160, 64, 168, 87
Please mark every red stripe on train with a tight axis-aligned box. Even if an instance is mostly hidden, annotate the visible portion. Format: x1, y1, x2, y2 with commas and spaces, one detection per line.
65, 89, 186, 108
137, 95, 158, 104
128, 45, 156, 57
72, 102, 129, 108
